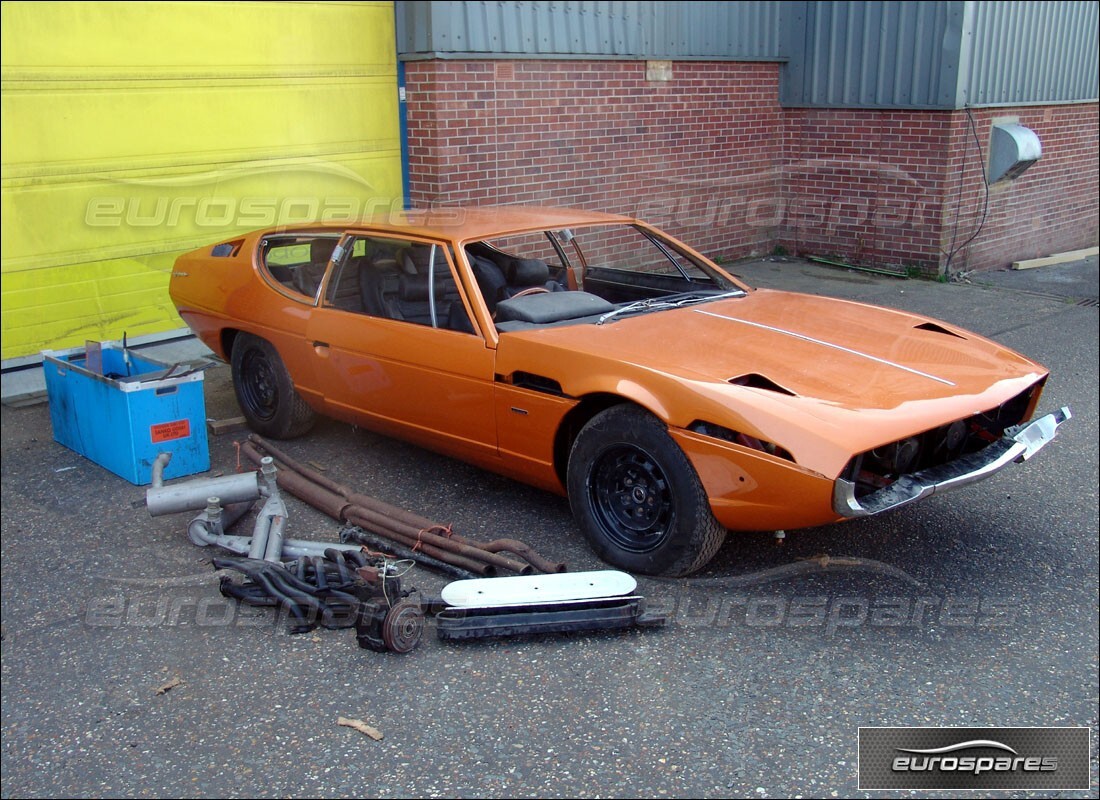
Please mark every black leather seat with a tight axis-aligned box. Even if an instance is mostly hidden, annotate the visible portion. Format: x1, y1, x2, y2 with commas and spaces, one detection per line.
467, 250, 509, 313
499, 257, 564, 300
358, 241, 404, 318
365, 244, 470, 332
294, 238, 337, 297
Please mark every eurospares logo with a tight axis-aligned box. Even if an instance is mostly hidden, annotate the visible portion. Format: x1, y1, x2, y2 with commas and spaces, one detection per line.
858, 727, 1090, 790
893, 738, 1056, 774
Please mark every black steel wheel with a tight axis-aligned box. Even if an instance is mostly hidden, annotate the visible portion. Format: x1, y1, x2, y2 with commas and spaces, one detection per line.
381, 600, 424, 654
588, 444, 675, 552
230, 333, 315, 439
567, 404, 727, 576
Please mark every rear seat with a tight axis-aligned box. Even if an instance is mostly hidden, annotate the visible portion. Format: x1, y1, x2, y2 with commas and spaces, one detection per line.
499, 257, 564, 299
293, 238, 337, 297
363, 243, 470, 331
359, 241, 405, 317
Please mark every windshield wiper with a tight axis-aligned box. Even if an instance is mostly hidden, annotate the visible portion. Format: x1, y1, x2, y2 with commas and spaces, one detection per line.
669, 290, 744, 307
596, 290, 744, 325
597, 298, 677, 325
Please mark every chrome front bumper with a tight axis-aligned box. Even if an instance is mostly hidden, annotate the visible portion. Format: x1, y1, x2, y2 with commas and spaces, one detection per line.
833, 407, 1072, 518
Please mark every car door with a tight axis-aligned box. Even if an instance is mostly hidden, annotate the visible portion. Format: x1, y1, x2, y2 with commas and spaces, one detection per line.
244, 231, 347, 406
305, 232, 498, 463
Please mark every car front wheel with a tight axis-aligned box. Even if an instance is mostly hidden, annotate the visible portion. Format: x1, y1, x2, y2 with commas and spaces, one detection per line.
567, 404, 727, 576
230, 333, 315, 439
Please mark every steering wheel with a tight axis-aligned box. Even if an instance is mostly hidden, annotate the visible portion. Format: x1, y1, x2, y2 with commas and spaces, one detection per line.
510, 286, 552, 299
492, 286, 553, 322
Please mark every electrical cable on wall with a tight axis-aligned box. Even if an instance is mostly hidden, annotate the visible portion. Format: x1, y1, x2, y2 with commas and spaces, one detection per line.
943, 107, 992, 278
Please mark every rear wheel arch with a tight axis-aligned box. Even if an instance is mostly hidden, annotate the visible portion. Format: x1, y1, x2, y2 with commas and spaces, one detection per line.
229, 331, 315, 439
220, 328, 241, 362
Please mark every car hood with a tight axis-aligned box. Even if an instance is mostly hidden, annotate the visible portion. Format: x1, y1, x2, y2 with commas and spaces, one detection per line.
501, 289, 1043, 410
496, 289, 1048, 476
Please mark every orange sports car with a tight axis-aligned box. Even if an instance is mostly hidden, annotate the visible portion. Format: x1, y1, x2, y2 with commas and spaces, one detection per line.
170, 206, 1070, 576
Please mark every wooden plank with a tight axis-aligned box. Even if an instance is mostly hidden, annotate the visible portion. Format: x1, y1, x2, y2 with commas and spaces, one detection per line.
206, 416, 248, 436
1012, 247, 1099, 270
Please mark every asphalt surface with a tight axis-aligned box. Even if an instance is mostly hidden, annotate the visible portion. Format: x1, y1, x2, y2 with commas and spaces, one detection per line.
2, 258, 1097, 799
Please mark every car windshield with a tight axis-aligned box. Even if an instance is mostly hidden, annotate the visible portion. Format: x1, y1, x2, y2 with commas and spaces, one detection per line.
467, 223, 745, 330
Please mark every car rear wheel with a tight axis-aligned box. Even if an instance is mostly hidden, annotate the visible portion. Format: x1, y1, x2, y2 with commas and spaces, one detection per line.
230, 333, 315, 439
567, 404, 727, 576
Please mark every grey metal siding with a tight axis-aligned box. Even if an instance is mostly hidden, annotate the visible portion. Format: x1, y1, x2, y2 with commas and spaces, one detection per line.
959, 1, 1099, 106
396, 1, 784, 60
780, 1, 965, 108
396, 1, 1100, 108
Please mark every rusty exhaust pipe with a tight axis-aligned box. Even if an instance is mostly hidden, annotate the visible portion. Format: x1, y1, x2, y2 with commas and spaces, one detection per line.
345, 505, 531, 574
343, 510, 495, 576
246, 435, 562, 574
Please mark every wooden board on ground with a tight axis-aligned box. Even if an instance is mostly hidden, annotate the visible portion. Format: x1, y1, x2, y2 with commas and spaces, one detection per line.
1011, 247, 1099, 270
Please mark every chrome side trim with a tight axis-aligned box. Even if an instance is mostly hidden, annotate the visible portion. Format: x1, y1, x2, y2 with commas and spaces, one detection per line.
833, 407, 1072, 518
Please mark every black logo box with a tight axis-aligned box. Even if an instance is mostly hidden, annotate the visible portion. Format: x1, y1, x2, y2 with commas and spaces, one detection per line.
858, 727, 1091, 791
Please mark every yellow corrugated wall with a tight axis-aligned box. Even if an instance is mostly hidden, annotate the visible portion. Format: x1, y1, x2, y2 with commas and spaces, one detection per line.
1, 1, 402, 361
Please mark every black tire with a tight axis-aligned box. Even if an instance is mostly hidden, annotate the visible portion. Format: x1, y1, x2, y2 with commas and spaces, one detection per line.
230, 333, 316, 439
567, 404, 727, 577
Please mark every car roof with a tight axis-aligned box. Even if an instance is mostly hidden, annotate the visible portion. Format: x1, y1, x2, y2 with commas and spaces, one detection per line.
263, 205, 635, 242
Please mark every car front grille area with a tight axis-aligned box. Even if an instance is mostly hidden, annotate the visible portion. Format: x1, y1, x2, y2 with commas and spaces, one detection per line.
840, 381, 1043, 500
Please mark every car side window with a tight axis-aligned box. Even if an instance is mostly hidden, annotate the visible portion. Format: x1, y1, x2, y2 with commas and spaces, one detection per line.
325, 235, 476, 334
260, 234, 340, 300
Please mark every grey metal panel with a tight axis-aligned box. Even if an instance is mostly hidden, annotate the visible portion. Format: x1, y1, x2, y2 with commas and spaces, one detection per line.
397, 1, 1098, 107
961, 1, 1099, 106
781, 1, 965, 108
396, 1, 784, 60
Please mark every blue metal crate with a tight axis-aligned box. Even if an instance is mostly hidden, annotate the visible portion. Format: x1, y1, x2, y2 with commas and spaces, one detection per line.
42, 343, 210, 485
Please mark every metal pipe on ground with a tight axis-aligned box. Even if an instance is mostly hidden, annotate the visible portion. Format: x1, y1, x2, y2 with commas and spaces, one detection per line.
147, 471, 261, 516
240, 442, 350, 520
263, 515, 289, 563
339, 526, 480, 580
247, 435, 350, 497
248, 473, 288, 562
151, 452, 172, 488
344, 510, 496, 577
475, 539, 567, 574
247, 435, 565, 573
247, 435, 437, 532
345, 492, 566, 573
248, 512, 272, 560
242, 439, 518, 575
346, 505, 532, 575
185, 514, 365, 560
344, 494, 565, 573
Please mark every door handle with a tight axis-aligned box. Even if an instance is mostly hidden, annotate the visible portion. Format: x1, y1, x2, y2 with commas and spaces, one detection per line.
313, 341, 329, 348
312, 341, 330, 357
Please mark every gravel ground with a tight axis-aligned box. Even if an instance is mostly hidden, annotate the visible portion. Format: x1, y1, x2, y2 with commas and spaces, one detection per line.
2, 259, 1096, 798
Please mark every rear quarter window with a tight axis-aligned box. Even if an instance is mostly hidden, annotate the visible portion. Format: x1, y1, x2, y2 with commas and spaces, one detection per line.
260, 234, 341, 299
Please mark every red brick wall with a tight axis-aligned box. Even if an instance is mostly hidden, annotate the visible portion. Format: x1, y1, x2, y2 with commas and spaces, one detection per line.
405, 60, 784, 260
779, 109, 952, 271
780, 104, 1100, 273
405, 59, 1099, 273
939, 104, 1099, 273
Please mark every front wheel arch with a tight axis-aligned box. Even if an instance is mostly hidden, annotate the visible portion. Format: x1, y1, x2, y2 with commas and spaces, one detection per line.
553, 393, 628, 489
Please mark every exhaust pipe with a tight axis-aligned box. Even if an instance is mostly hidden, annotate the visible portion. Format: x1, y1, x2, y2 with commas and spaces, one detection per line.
147, 470, 261, 516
